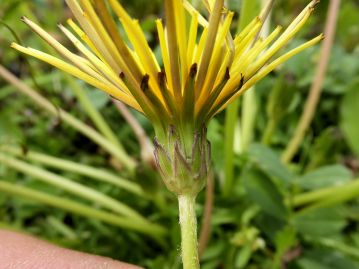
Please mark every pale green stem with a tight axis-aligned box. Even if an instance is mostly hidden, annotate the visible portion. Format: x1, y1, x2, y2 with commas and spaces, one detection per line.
65, 76, 125, 151
292, 178, 359, 209
46, 216, 78, 240
113, 100, 154, 165
0, 65, 136, 171
239, 0, 262, 153
0, 153, 145, 222
222, 0, 261, 197
1, 146, 145, 197
0, 71, 54, 94
179, 194, 200, 269
261, 118, 277, 145
281, 0, 340, 164
240, 88, 258, 152
223, 101, 239, 197
0, 181, 166, 239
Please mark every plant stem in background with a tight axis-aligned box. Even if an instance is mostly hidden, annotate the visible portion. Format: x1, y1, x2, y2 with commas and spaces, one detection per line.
222, 0, 261, 197
222, 0, 260, 196
0, 146, 145, 197
262, 118, 277, 145
241, 90, 258, 152
199, 172, 214, 257
292, 177, 359, 210
179, 194, 200, 269
113, 100, 154, 166
0, 153, 144, 220
0, 65, 136, 171
241, 0, 273, 151
65, 76, 125, 152
223, 103, 241, 196
0, 181, 166, 240
281, 0, 341, 164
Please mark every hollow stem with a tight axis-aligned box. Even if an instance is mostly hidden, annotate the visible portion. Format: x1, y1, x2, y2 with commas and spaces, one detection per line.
178, 194, 200, 269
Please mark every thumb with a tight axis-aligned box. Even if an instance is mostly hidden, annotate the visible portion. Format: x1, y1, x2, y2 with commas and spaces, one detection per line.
0, 229, 143, 269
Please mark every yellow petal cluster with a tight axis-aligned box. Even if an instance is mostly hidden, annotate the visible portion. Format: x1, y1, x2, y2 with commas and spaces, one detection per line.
12, 0, 322, 132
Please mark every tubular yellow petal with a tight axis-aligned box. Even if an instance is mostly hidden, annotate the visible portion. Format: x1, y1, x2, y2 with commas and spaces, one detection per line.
79, 0, 165, 106
67, 19, 103, 61
225, 30, 235, 69
164, 0, 182, 101
234, 16, 261, 46
223, 34, 324, 110
280, 0, 318, 38
232, 25, 283, 77
194, 28, 208, 65
213, 48, 231, 87
246, 6, 313, 78
11, 43, 141, 111
65, 0, 122, 73
197, 11, 234, 105
119, 72, 162, 124
224, 41, 264, 95
79, 0, 139, 78
183, 1, 209, 27
196, 69, 230, 125
66, 0, 162, 116
108, 0, 160, 82
156, 19, 173, 92
187, 13, 199, 65
82, 0, 163, 105
202, 0, 216, 12
196, 0, 224, 97
21, 17, 102, 80
59, 24, 131, 95
195, 46, 226, 113
233, 20, 262, 61
93, 0, 143, 80
174, 0, 188, 85
16, 0, 322, 129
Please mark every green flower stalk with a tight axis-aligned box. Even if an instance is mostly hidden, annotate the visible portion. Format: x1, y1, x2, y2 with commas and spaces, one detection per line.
12, 0, 322, 268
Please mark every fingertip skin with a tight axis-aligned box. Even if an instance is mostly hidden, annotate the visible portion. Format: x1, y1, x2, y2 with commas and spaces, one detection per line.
0, 229, 143, 269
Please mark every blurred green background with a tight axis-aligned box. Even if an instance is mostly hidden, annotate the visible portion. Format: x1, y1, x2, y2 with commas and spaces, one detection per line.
1, 0, 359, 268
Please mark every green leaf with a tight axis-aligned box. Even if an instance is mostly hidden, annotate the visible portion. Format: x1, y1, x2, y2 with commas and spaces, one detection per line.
273, 226, 298, 268
341, 78, 359, 157
296, 249, 359, 269
296, 165, 352, 190
306, 127, 341, 170
294, 207, 346, 238
274, 226, 297, 256
248, 144, 294, 185
242, 167, 288, 220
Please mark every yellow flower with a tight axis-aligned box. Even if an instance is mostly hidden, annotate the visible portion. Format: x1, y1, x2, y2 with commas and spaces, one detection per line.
12, 0, 322, 137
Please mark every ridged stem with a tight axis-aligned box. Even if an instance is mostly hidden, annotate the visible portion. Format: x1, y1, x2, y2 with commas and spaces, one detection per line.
179, 194, 200, 269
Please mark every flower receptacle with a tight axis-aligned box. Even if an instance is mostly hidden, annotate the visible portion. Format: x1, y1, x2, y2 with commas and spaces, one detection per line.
154, 126, 210, 197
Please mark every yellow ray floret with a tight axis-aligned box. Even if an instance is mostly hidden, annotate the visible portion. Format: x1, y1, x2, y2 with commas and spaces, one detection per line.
13, 0, 321, 132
